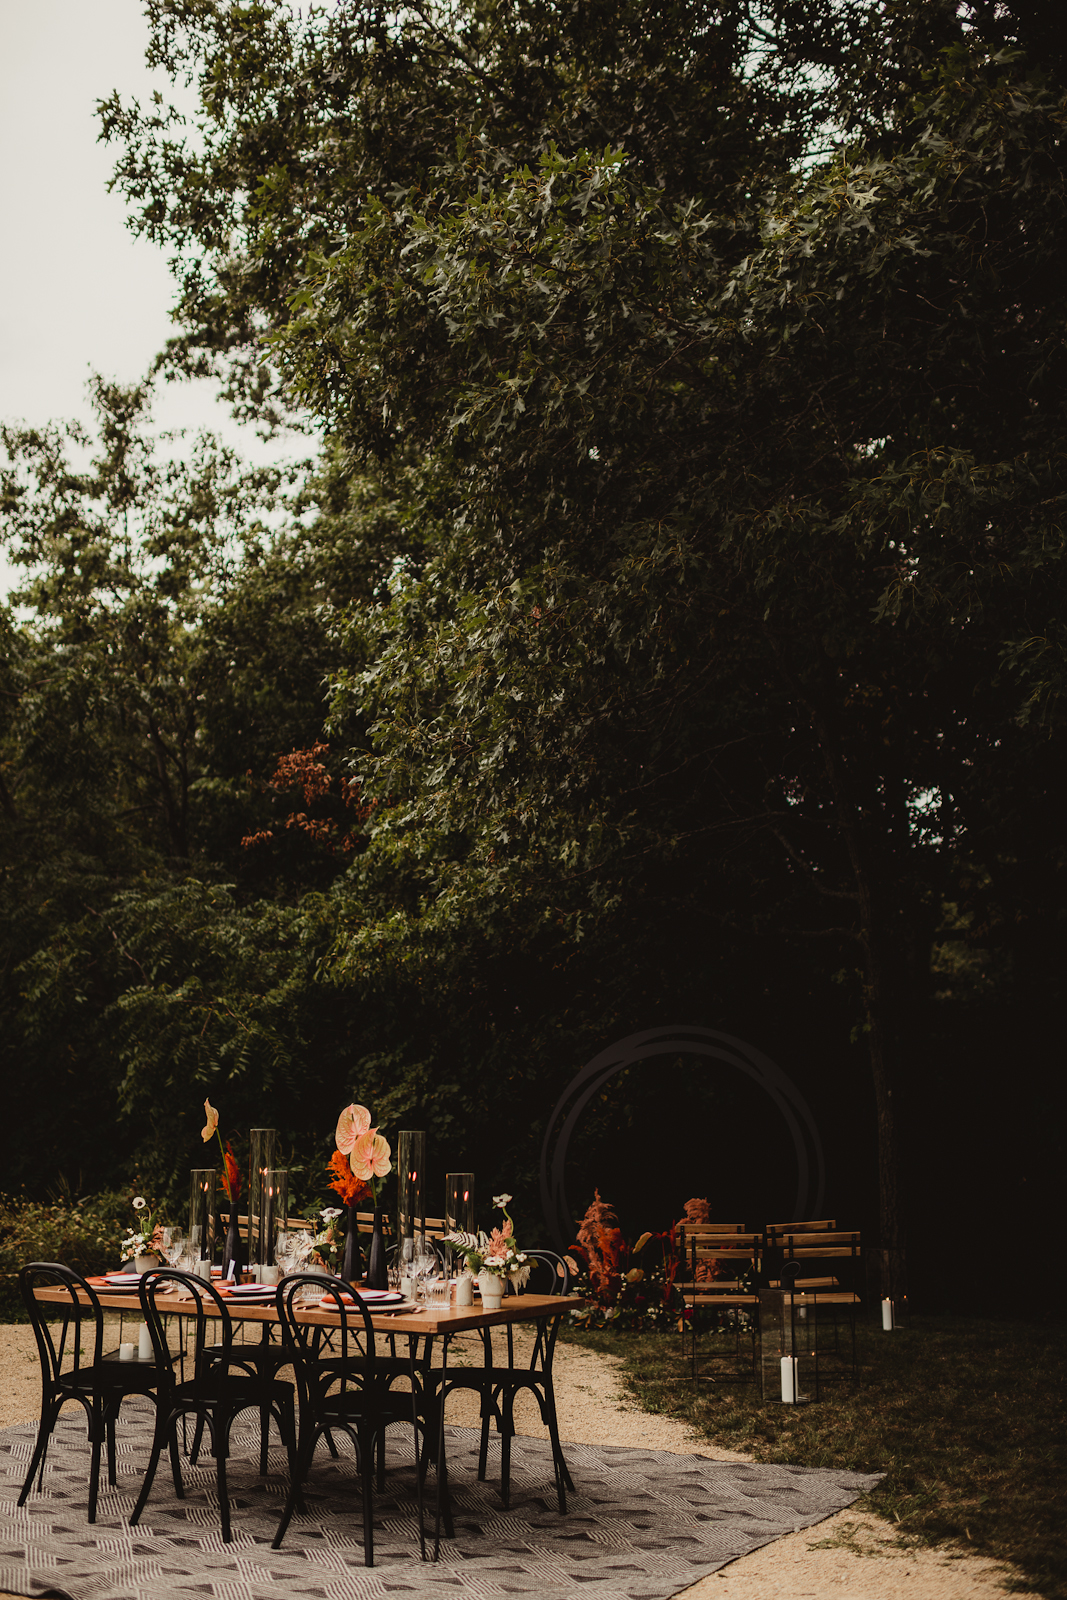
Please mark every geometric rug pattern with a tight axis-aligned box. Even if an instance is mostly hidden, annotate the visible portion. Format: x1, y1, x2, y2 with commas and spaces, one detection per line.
0, 1398, 880, 1600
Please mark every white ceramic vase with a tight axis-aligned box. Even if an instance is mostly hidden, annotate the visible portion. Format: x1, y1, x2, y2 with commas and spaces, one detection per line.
133, 1253, 161, 1273
477, 1270, 504, 1309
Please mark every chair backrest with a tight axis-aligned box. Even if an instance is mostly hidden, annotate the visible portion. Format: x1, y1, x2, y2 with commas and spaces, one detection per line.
776, 1229, 861, 1258
688, 1240, 761, 1284
677, 1221, 745, 1233
19, 1262, 105, 1387
519, 1250, 572, 1297
276, 1271, 381, 1412
766, 1219, 837, 1236
354, 1210, 395, 1236
140, 1268, 234, 1382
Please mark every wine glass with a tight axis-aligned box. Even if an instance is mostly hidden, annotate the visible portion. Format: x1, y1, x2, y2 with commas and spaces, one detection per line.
413, 1236, 438, 1303
160, 1227, 186, 1267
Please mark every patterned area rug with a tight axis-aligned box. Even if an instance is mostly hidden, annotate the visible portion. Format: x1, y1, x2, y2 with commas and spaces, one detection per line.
0, 1400, 880, 1600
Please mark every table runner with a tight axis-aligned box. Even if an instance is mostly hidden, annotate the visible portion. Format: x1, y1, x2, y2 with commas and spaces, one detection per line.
0, 1400, 880, 1600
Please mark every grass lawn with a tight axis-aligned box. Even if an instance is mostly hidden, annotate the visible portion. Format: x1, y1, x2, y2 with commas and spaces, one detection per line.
562, 1313, 1067, 1599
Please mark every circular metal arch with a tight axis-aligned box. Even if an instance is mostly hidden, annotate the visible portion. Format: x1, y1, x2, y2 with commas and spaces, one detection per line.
539, 1025, 826, 1251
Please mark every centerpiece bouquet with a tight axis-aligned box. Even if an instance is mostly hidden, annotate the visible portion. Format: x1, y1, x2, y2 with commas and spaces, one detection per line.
325, 1102, 392, 1284
120, 1194, 164, 1264
444, 1194, 531, 1287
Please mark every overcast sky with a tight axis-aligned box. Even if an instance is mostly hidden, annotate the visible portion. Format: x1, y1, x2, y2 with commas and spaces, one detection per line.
0, 0, 301, 597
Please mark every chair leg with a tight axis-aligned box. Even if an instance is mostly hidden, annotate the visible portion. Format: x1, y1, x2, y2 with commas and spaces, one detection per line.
273, 1424, 318, 1549
541, 1379, 571, 1507
105, 1393, 126, 1487
358, 1423, 375, 1567
168, 1421, 186, 1498
18, 1398, 58, 1506
215, 1414, 232, 1544
87, 1399, 105, 1524
129, 1408, 173, 1527
189, 1412, 207, 1466
259, 1398, 271, 1476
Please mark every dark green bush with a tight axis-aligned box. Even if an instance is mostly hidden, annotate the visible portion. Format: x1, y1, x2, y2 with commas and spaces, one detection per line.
0, 1191, 126, 1319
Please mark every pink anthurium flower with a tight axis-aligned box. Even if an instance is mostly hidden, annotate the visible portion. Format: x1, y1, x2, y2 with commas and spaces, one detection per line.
349, 1130, 392, 1182
335, 1103, 373, 1154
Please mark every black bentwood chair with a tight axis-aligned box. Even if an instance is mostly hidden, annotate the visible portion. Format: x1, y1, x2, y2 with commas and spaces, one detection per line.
129, 1269, 298, 1543
18, 1262, 177, 1523
437, 1249, 575, 1519
272, 1271, 427, 1567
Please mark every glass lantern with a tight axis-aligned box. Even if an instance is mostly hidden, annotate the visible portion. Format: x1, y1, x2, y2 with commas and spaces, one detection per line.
397, 1130, 426, 1240
248, 1128, 278, 1268
760, 1287, 819, 1404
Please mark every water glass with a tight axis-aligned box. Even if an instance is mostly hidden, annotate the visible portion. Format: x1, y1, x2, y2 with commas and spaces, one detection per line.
160, 1227, 186, 1266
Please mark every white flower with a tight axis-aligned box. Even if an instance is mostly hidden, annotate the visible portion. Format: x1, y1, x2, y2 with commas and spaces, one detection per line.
132, 1197, 146, 1211
320, 1207, 343, 1221
493, 1193, 512, 1208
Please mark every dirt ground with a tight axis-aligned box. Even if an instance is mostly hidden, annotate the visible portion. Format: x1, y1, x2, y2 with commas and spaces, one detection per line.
0, 1318, 1021, 1599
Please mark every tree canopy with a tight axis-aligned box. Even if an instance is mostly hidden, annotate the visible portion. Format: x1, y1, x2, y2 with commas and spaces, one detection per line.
2, 0, 1064, 1297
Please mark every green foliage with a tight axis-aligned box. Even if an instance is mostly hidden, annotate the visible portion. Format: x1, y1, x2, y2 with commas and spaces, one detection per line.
2, 0, 1066, 1301
0, 1191, 126, 1320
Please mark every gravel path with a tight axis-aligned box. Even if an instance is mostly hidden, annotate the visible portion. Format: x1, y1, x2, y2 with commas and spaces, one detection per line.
0, 1320, 1018, 1599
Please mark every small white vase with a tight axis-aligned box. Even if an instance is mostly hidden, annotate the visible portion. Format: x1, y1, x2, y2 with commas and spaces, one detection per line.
478, 1271, 504, 1309
134, 1253, 161, 1274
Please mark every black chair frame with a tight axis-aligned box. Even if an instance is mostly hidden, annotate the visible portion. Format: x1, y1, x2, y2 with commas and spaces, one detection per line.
431, 1248, 575, 1548
129, 1268, 298, 1543
272, 1271, 428, 1567
18, 1261, 179, 1522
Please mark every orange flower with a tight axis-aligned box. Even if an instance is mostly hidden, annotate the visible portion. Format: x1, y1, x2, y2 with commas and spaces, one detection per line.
223, 1142, 242, 1202
327, 1147, 368, 1207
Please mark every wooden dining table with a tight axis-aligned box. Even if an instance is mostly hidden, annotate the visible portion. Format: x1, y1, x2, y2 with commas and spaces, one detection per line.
33, 1278, 585, 1557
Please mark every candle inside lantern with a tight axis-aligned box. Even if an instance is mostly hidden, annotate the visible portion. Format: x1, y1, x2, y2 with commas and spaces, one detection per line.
881, 1298, 895, 1331
780, 1355, 797, 1403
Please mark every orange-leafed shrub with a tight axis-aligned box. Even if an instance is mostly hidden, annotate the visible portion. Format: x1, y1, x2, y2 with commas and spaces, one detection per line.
576, 1190, 628, 1305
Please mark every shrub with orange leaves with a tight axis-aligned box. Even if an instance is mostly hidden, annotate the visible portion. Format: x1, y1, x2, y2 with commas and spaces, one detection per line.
576, 1190, 628, 1305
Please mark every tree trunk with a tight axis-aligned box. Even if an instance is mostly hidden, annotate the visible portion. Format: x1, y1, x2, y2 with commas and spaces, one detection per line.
811, 707, 908, 1307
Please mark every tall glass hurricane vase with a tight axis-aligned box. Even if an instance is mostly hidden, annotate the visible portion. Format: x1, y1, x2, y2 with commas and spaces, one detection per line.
189, 1169, 217, 1264
397, 1131, 426, 1240
445, 1173, 475, 1273
257, 1169, 288, 1277
248, 1129, 278, 1270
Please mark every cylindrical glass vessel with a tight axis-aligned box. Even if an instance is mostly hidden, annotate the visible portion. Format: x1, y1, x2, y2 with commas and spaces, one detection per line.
444, 1172, 475, 1272
257, 1168, 288, 1272
445, 1173, 474, 1235
248, 1129, 278, 1266
397, 1130, 426, 1239
188, 1168, 217, 1262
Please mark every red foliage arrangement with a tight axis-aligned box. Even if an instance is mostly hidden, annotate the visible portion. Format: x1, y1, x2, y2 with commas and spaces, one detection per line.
576, 1190, 628, 1305
327, 1147, 370, 1208
681, 1196, 726, 1282
223, 1142, 242, 1202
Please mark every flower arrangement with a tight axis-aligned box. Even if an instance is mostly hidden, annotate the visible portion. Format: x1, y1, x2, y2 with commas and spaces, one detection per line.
201, 1099, 242, 1203
335, 1103, 392, 1204
119, 1194, 164, 1263
565, 1194, 743, 1333
310, 1207, 345, 1269
444, 1194, 531, 1286
309, 1104, 392, 1268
